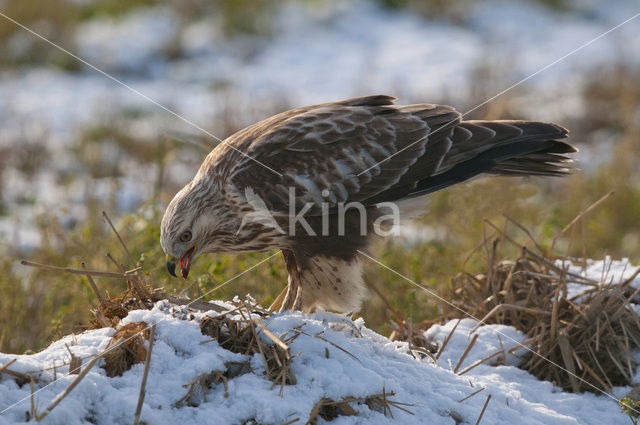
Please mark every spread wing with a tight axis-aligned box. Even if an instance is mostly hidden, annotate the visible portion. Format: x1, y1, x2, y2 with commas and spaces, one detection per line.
225, 95, 460, 214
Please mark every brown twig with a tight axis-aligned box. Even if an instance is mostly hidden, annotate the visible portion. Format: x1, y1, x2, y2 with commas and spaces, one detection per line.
269, 285, 288, 312
102, 211, 137, 270
551, 191, 614, 251
457, 387, 485, 403
81, 262, 105, 305
0, 359, 34, 383
255, 321, 290, 354
36, 349, 105, 421
454, 334, 478, 374
497, 335, 507, 365
0, 358, 17, 373
133, 323, 156, 425
521, 247, 598, 285
367, 281, 405, 326
502, 214, 545, 254
106, 252, 126, 273
102, 212, 152, 301
20, 260, 129, 279
435, 319, 461, 362
296, 329, 360, 363
470, 304, 550, 334
475, 394, 492, 425
457, 351, 503, 376
65, 344, 82, 375
30, 378, 36, 420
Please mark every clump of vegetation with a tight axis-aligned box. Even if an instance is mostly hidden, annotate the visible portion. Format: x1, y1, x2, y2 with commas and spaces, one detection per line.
446, 222, 640, 393
306, 389, 415, 424
102, 322, 150, 377
200, 302, 297, 389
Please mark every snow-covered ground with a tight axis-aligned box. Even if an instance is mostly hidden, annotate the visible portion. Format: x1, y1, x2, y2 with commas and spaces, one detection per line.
563, 256, 640, 299
1, 0, 639, 249
1, 258, 639, 424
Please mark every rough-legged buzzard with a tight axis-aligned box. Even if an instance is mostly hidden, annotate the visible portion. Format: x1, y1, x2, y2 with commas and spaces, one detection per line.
161, 95, 576, 313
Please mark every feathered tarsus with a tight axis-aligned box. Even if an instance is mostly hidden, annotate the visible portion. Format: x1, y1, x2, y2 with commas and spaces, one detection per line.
161, 95, 577, 313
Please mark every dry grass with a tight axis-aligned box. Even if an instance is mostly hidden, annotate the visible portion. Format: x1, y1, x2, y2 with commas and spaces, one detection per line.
0, 358, 33, 387
374, 191, 640, 394
102, 322, 150, 377
174, 361, 252, 407
443, 219, 640, 393
200, 302, 297, 389
305, 388, 415, 425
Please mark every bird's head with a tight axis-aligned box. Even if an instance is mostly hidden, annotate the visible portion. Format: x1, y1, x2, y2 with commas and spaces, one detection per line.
161, 180, 232, 280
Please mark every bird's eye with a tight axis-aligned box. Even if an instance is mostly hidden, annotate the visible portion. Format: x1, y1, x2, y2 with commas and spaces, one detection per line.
180, 230, 192, 242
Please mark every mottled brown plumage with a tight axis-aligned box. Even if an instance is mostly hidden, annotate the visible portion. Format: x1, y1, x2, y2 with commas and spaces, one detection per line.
161, 95, 577, 312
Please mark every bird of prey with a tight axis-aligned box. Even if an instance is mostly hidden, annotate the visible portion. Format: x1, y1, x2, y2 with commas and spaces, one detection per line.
161, 95, 576, 313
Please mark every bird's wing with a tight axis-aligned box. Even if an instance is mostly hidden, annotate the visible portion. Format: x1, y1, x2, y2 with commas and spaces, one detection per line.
225, 95, 460, 214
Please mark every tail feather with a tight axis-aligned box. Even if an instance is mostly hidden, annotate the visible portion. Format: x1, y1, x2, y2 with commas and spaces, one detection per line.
491, 157, 572, 176
403, 121, 577, 198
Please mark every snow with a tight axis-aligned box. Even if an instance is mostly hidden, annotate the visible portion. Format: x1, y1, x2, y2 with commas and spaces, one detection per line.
560, 256, 640, 299
2, 259, 640, 424
76, 8, 179, 75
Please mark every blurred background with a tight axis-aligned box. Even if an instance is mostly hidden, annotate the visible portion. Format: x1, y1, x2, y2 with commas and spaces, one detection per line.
0, 0, 639, 353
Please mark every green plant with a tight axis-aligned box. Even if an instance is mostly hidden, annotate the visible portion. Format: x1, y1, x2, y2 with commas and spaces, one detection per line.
620, 396, 640, 425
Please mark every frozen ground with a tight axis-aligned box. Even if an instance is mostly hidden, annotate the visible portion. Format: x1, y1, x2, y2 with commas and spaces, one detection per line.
1, 0, 639, 249
0, 258, 639, 424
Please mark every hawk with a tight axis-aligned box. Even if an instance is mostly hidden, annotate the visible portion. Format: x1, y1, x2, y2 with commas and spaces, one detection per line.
161, 95, 576, 313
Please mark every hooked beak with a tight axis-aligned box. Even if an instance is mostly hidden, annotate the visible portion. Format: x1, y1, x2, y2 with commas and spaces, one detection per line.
166, 255, 177, 277
178, 244, 196, 280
